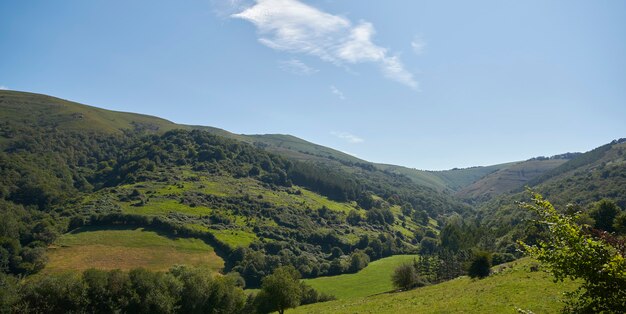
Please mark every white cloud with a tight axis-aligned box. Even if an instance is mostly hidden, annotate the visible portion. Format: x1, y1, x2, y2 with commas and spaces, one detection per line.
331, 131, 364, 144
330, 85, 345, 100
232, 0, 418, 89
0, 85, 8, 90
278, 59, 318, 75
211, 0, 254, 17
411, 36, 426, 55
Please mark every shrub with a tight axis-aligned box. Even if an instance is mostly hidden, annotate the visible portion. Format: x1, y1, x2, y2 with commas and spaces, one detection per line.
467, 252, 491, 279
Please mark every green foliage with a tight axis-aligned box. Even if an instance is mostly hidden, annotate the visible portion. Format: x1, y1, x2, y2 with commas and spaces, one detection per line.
589, 199, 620, 232
519, 192, 626, 313
255, 266, 302, 314
391, 263, 424, 291
8, 266, 247, 314
467, 252, 491, 279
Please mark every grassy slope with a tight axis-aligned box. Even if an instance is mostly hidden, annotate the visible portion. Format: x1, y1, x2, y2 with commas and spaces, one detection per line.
294, 258, 577, 314
302, 255, 420, 299
457, 159, 568, 199
45, 226, 224, 272
0, 90, 181, 134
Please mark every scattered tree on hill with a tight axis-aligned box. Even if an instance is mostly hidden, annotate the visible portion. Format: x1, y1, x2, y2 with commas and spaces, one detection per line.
255, 266, 302, 314
467, 252, 491, 279
519, 192, 626, 313
392, 263, 424, 291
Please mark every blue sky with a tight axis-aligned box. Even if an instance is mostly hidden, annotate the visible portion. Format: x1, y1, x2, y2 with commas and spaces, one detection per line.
1, 0, 625, 170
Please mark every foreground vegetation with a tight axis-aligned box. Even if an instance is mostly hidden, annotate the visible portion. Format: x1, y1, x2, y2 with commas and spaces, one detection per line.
293, 258, 576, 313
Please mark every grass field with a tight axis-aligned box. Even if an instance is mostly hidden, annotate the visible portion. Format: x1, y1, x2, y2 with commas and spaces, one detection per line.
302, 255, 420, 299
293, 258, 577, 314
45, 226, 224, 272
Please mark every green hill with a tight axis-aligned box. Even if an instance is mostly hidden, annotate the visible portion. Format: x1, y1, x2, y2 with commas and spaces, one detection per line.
376, 163, 514, 192
292, 258, 577, 314
476, 139, 626, 252
0, 90, 468, 288
456, 158, 570, 201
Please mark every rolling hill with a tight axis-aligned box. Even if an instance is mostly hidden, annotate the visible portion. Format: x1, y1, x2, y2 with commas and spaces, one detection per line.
0, 90, 469, 288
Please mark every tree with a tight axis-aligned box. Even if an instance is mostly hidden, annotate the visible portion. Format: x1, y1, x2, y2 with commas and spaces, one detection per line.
419, 237, 438, 255
590, 199, 620, 232
519, 192, 626, 313
440, 221, 463, 252
467, 252, 491, 279
614, 211, 626, 234
346, 210, 361, 225
348, 250, 370, 273
391, 263, 423, 291
255, 266, 302, 314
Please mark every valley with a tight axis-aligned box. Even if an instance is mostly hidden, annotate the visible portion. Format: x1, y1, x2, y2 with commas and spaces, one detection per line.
0, 90, 624, 313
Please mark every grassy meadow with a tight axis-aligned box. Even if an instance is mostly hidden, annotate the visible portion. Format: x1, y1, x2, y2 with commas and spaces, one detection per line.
45, 226, 224, 272
293, 258, 577, 314
303, 255, 420, 299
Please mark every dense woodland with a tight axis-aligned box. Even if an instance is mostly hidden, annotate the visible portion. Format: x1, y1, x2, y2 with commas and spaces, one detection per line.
1, 91, 625, 313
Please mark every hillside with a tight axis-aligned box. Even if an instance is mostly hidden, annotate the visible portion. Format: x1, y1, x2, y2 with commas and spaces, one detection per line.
0, 90, 469, 288
376, 163, 514, 192
293, 258, 577, 313
456, 158, 571, 201
476, 139, 626, 252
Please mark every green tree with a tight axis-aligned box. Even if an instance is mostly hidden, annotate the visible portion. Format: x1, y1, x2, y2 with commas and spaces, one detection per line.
589, 199, 620, 232
519, 193, 626, 313
467, 252, 491, 279
348, 250, 370, 273
255, 266, 302, 314
391, 263, 423, 291
419, 237, 438, 255
613, 211, 626, 234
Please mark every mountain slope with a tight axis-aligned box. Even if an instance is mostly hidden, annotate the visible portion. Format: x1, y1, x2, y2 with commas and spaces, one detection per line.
0, 90, 469, 287
456, 158, 572, 201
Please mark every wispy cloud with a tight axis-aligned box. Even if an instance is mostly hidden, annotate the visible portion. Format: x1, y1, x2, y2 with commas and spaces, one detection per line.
0, 85, 8, 90
211, 0, 253, 17
232, 0, 418, 89
278, 59, 318, 76
331, 131, 364, 144
330, 85, 345, 100
411, 36, 426, 55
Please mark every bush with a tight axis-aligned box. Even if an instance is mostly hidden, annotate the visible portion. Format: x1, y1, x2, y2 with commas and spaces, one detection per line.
392, 263, 424, 291
467, 252, 491, 279
491, 253, 516, 266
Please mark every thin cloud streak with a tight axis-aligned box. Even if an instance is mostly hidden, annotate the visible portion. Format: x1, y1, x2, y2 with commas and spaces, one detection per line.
411, 36, 426, 55
331, 131, 364, 144
330, 85, 345, 100
232, 0, 418, 89
278, 59, 318, 75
